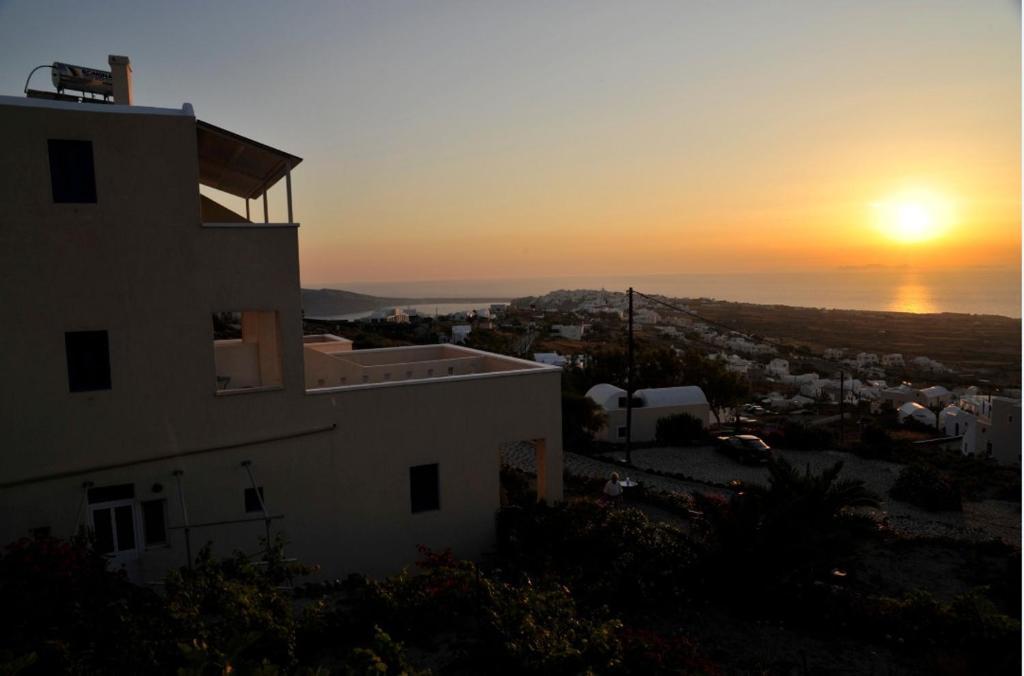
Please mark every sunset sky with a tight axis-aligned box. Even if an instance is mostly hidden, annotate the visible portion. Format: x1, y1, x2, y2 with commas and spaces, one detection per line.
0, 0, 1019, 286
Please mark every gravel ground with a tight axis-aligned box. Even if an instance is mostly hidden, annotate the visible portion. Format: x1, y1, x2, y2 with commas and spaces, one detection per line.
502, 442, 1021, 545
604, 446, 1022, 545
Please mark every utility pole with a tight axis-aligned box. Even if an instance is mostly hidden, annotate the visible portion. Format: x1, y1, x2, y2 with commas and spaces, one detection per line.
839, 370, 845, 448
625, 287, 634, 465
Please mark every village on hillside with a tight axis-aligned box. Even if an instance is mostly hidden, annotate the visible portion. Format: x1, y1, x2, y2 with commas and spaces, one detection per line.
307, 287, 1021, 473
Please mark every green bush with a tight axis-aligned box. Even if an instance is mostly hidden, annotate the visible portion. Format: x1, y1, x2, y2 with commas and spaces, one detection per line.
890, 465, 963, 511
655, 412, 706, 445
495, 501, 697, 613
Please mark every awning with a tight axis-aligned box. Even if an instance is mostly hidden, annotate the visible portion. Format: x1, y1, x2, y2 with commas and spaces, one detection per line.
196, 120, 302, 200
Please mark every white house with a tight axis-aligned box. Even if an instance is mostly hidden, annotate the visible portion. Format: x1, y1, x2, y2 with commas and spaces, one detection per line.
0, 62, 564, 583
551, 324, 586, 341
635, 309, 660, 325
451, 324, 473, 344
916, 385, 953, 408
897, 402, 937, 427
823, 348, 845, 360
882, 353, 904, 367
855, 352, 879, 368
959, 396, 1021, 465
533, 352, 568, 367
585, 384, 710, 443
766, 358, 790, 377
881, 384, 919, 408
940, 405, 974, 437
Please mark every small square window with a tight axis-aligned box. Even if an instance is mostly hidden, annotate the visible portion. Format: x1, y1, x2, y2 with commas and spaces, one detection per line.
141, 499, 167, 547
244, 486, 265, 513
65, 330, 111, 392
409, 464, 439, 513
48, 139, 97, 203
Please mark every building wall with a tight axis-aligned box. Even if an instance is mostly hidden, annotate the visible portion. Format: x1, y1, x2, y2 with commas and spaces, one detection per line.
599, 403, 710, 443
0, 99, 564, 581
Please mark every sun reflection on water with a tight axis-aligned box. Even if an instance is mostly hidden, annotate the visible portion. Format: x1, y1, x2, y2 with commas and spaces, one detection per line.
888, 281, 937, 314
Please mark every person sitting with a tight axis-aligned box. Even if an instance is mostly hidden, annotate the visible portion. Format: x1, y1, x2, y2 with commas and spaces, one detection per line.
602, 472, 624, 505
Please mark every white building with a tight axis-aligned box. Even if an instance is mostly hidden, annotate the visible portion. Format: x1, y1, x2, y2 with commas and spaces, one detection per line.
533, 352, 568, 367
955, 396, 1021, 465
766, 358, 790, 377
451, 324, 473, 344
882, 353, 904, 367
0, 63, 563, 582
635, 309, 660, 325
916, 385, 953, 408
551, 324, 586, 341
823, 348, 845, 360
585, 384, 710, 443
898, 402, 937, 427
855, 352, 879, 368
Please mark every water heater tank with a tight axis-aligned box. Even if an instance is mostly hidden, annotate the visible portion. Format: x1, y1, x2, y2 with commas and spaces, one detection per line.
51, 61, 113, 97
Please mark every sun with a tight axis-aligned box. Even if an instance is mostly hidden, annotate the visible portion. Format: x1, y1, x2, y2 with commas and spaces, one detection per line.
894, 203, 932, 242
871, 191, 953, 244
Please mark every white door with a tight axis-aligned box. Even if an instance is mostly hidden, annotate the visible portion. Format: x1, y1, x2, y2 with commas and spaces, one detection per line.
89, 499, 142, 570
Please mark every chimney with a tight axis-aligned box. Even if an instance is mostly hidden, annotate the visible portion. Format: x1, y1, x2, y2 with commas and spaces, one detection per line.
108, 55, 132, 105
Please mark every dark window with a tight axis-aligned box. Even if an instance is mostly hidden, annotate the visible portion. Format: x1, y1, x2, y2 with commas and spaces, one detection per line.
65, 330, 111, 392
114, 505, 135, 550
30, 526, 51, 539
93, 507, 115, 553
617, 426, 627, 439
48, 139, 96, 203
141, 499, 167, 546
244, 486, 265, 513
410, 464, 440, 513
88, 483, 134, 504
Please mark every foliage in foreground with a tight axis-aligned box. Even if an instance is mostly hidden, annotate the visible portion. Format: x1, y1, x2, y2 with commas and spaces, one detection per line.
890, 464, 963, 512
0, 456, 1018, 674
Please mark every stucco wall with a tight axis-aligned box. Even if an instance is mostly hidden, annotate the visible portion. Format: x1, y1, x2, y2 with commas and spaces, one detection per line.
0, 99, 563, 581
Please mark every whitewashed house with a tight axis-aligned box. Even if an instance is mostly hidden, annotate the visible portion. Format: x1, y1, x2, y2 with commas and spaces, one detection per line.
882, 353, 904, 367
767, 358, 790, 377
552, 324, 586, 341
916, 385, 953, 408
585, 384, 710, 443
898, 402, 937, 427
451, 324, 473, 344
533, 352, 568, 367
0, 64, 564, 583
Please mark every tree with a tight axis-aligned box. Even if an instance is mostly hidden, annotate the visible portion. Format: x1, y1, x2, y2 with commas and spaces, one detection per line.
562, 392, 607, 451
680, 351, 749, 425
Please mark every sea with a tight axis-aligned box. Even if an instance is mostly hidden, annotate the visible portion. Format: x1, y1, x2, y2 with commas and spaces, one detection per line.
324, 267, 1021, 319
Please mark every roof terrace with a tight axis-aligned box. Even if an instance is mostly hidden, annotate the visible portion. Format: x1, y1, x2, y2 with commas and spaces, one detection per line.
304, 343, 554, 392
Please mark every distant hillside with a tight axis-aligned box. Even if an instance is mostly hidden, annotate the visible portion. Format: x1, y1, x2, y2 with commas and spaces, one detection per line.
301, 288, 511, 318
301, 289, 404, 317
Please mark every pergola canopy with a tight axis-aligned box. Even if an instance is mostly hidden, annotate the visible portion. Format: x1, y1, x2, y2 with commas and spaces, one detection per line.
196, 120, 302, 200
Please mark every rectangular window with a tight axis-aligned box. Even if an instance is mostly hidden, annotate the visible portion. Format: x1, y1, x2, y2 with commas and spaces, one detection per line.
409, 464, 440, 513
48, 139, 97, 203
88, 483, 134, 504
617, 426, 627, 439
244, 486, 265, 513
65, 330, 111, 392
141, 499, 167, 547
90, 503, 137, 555
212, 311, 283, 392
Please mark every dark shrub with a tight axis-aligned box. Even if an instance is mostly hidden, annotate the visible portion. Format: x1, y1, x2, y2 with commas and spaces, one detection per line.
890, 465, 963, 511
655, 412, 706, 445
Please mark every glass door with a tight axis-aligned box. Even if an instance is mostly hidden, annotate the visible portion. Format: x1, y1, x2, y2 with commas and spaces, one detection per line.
89, 499, 141, 567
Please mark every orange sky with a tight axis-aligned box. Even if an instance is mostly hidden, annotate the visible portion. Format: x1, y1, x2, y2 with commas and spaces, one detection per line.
6, 2, 1015, 284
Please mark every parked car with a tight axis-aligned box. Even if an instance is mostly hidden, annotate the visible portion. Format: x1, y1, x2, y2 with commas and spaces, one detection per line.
715, 434, 773, 465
